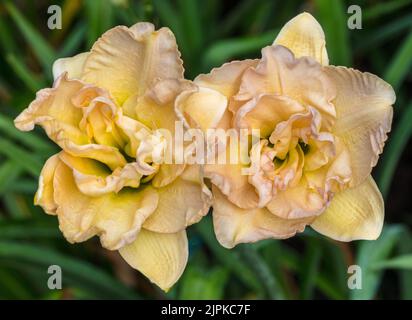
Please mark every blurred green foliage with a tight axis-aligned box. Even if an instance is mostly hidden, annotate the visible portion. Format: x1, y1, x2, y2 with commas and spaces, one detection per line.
0, 0, 412, 300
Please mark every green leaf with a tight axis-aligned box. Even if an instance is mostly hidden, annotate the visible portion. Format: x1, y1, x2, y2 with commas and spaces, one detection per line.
6, 54, 45, 93
4, 2, 56, 73
179, 265, 228, 299
398, 230, 412, 299
351, 225, 404, 300
220, 0, 261, 36
300, 238, 322, 299
355, 13, 412, 53
384, 29, 412, 89
261, 241, 294, 299
58, 22, 86, 57
177, 0, 203, 52
195, 217, 264, 295
202, 30, 276, 69
0, 220, 60, 239
315, 0, 351, 66
0, 267, 33, 299
0, 241, 140, 299
0, 137, 44, 176
239, 244, 284, 299
0, 114, 55, 154
373, 255, 412, 270
363, 0, 412, 21
0, 161, 22, 194
376, 101, 412, 198
84, 0, 114, 48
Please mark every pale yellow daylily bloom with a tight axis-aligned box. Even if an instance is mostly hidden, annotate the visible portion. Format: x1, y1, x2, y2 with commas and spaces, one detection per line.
176, 12, 394, 248
15, 23, 211, 291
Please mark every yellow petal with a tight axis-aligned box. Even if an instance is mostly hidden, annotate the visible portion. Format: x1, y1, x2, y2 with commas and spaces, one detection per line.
14, 74, 88, 145
267, 141, 351, 219
152, 164, 185, 188
175, 86, 227, 131
74, 87, 125, 149
52, 52, 89, 80
14, 74, 127, 170
195, 59, 258, 98
59, 138, 126, 171
53, 160, 158, 250
35, 153, 60, 215
205, 144, 260, 209
234, 94, 305, 137
59, 151, 142, 196
143, 165, 211, 233
266, 178, 326, 219
311, 176, 384, 241
237, 45, 336, 129
115, 111, 150, 158
212, 186, 312, 248
123, 79, 191, 132
119, 229, 188, 291
274, 12, 329, 65
81, 23, 183, 105
325, 66, 395, 186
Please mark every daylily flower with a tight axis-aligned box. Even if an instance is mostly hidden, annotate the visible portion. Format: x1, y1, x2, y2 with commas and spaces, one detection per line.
176, 13, 395, 248
14, 23, 211, 290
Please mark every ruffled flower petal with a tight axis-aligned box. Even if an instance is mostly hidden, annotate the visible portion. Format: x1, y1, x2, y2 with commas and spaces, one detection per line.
325, 66, 395, 186
81, 23, 184, 106
53, 159, 158, 250
212, 186, 313, 248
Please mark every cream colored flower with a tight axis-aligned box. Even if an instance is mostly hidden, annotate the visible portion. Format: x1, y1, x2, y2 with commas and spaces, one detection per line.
176, 13, 395, 248
14, 23, 211, 290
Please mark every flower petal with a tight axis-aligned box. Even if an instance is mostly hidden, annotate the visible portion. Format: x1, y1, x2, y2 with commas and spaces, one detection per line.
14, 74, 127, 170
119, 229, 188, 291
266, 178, 326, 219
212, 186, 312, 248
273, 12, 329, 65
58, 138, 126, 171
267, 141, 351, 219
205, 143, 260, 209
53, 160, 158, 250
175, 86, 228, 131
14, 74, 87, 145
152, 164, 185, 188
143, 165, 211, 233
59, 151, 142, 196
81, 23, 184, 105
311, 176, 384, 241
195, 59, 258, 98
124, 79, 191, 132
234, 93, 305, 137
35, 153, 60, 215
237, 45, 336, 129
325, 66, 395, 186
53, 52, 89, 80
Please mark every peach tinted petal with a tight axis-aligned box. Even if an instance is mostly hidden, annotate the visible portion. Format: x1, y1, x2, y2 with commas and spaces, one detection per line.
325, 66, 395, 186
212, 186, 313, 248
